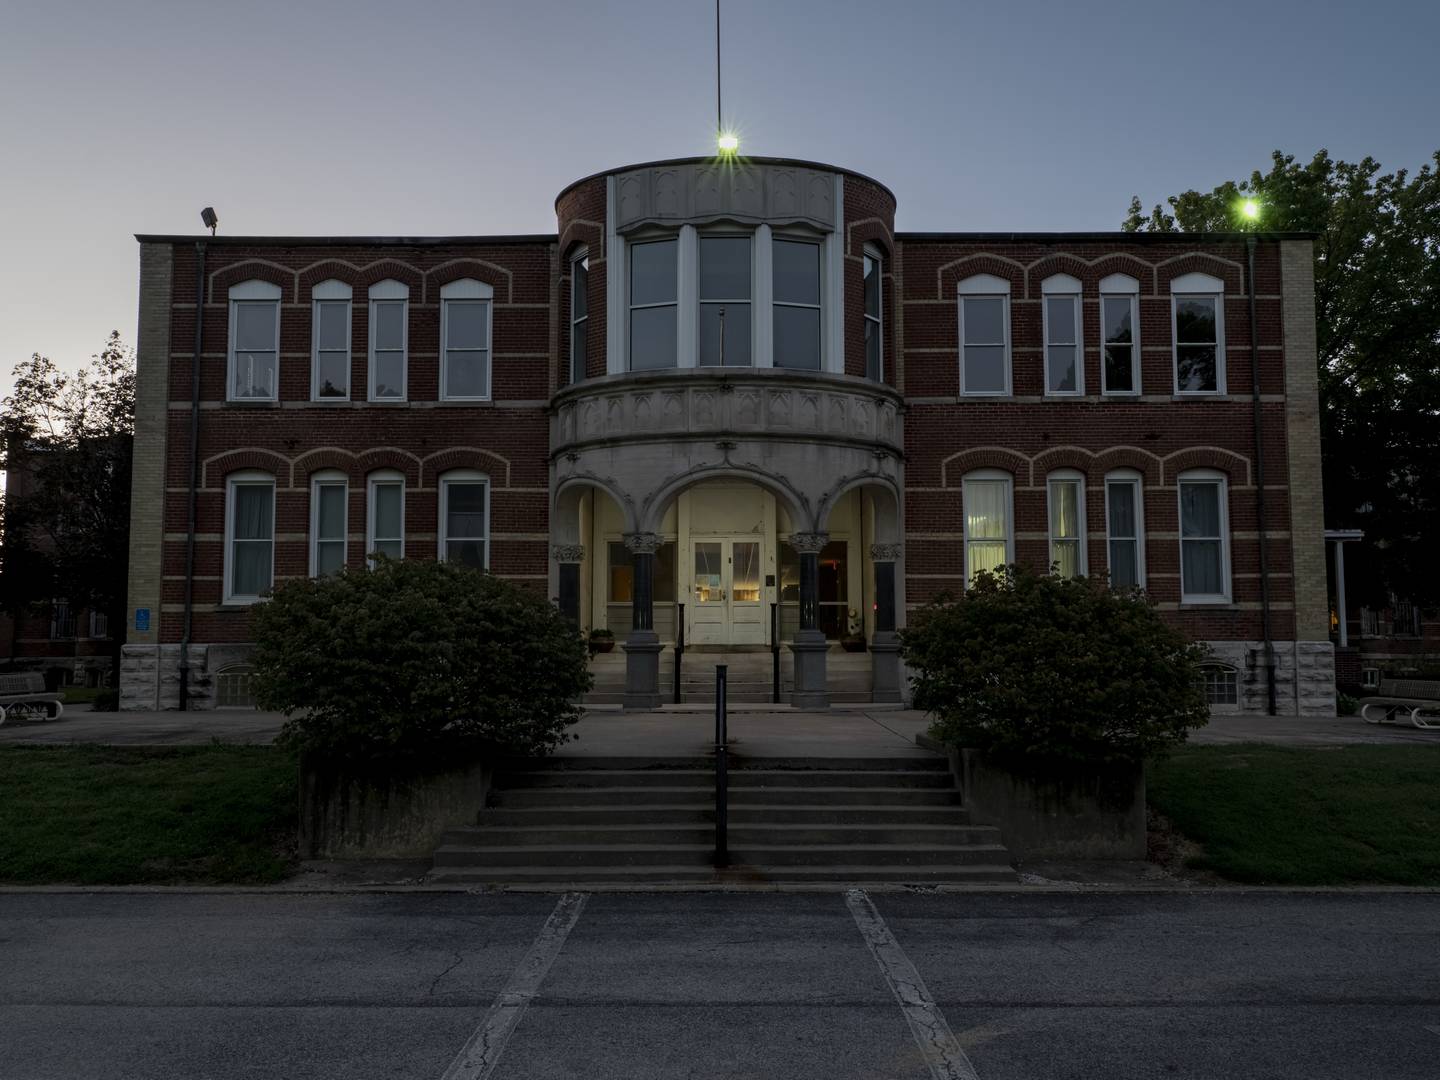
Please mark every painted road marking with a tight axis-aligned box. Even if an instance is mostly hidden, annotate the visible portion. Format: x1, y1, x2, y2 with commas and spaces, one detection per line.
440, 891, 589, 1080
846, 888, 982, 1080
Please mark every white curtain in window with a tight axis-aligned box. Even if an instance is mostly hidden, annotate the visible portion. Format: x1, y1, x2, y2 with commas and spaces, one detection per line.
1049, 480, 1082, 577
965, 480, 1009, 577
232, 485, 273, 596
1180, 482, 1223, 595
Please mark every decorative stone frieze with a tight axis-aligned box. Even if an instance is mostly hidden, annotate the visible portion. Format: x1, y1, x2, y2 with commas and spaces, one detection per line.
623, 532, 662, 555
870, 543, 904, 562
612, 162, 838, 235
788, 532, 830, 555
550, 544, 586, 563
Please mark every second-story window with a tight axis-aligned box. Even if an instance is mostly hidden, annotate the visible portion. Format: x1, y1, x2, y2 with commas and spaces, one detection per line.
699, 235, 752, 366
630, 238, 678, 370
1178, 470, 1231, 602
1042, 275, 1082, 395
1171, 272, 1225, 394
570, 251, 588, 383
957, 274, 1011, 395
441, 278, 492, 400
1100, 274, 1140, 395
864, 248, 882, 381
773, 238, 822, 370
311, 280, 351, 400
228, 280, 281, 402
368, 279, 408, 401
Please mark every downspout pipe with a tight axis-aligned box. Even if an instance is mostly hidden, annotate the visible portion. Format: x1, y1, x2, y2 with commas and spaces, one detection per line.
178, 240, 205, 710
1247, 234, 1277, 715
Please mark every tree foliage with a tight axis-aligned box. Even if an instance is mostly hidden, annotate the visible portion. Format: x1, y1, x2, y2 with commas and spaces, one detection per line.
1125, 149, 1440, 607
1, 332, 135, 652
902, 567, 1211, 764
253, 559, 591, 768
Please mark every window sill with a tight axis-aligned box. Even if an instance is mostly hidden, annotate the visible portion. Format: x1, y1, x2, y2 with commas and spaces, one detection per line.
216, 602, 263, 612
224, 399, 280, 408
1179, 599, 1235, 609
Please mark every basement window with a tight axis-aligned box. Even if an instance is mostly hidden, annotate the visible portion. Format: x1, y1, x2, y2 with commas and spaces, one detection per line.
1201, 663, 1240, 707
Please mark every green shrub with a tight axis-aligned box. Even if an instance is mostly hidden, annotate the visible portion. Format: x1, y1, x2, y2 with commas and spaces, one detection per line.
252, 559, 590, 768
1336, 692, 1359, 716
902, 566, 1211, 764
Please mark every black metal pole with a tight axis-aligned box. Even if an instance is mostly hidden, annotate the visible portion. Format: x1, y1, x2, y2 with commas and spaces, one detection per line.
674, 602, 685, 705
1247, 234, 1277, 716
714, 663, 728, 868
771, 601, 780, 703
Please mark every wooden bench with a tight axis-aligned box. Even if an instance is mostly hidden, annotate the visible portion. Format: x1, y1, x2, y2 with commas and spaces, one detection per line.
0, 671, 65, 725
1361, 678, 1440, 730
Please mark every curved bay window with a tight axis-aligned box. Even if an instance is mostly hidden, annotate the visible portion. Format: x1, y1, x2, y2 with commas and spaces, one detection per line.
699, 235, 752, 366
629, 238, 678, 370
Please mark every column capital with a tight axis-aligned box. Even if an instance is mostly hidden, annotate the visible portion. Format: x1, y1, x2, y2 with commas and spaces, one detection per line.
623, 531, 662, 555
551, 544, 586, 563
869, 542, 903, 562
788, 531, 829, 555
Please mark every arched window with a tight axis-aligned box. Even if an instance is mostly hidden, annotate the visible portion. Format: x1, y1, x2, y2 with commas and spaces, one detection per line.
1041, 274, 1082, 396
368, 279, 409, 401
570, 249, 589, 384
224, 471, 275, 604
440, 278, 493, 400
957, 274, 1011, 396
309, 469, 348, 577
1200, 663, 1240, 708
366, 469, 405, 566
1177, 469, 1231, 603
1171, 272, 1226, 395
1046, 469, 1086, 578
962, 469, 1014, 584
438, 469, 490, 570
311, 279, 352, 401
227, 280, 281, 402
1099, 273, 1140, 395
863, 245, 883, 381
1104, 468, 1146, 588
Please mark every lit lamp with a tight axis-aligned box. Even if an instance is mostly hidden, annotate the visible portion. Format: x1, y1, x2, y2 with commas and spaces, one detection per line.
717, 131, 739, 155
1241, 197, 1260, 223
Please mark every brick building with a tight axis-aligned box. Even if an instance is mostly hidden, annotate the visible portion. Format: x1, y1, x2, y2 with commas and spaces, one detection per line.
121, 156, 1334, 714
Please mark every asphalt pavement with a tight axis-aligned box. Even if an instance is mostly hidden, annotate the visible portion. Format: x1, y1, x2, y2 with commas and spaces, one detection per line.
2, 890, 1437, 1078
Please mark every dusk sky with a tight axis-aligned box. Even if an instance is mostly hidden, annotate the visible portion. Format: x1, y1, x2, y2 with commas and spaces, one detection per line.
2, 0, 1436, 396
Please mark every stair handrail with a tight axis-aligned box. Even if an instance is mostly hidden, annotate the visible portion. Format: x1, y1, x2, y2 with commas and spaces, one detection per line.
674, 602, 685, 705
714, 663, 728, 869
770, 601, 780, 704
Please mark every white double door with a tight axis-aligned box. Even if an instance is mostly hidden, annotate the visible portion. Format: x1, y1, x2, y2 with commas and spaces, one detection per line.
689, 536, 766, 646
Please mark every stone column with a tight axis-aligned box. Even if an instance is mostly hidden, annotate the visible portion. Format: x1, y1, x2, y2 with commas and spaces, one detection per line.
788, 531, 830, 710
621, 532, 662, 709
869, 543, 903, 703
551, 544, 584, 627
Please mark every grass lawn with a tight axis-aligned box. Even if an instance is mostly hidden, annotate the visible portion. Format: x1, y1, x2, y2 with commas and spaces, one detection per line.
0, 746, 297, 885
59, 686, 105, 705
1149, 744, 1440, 886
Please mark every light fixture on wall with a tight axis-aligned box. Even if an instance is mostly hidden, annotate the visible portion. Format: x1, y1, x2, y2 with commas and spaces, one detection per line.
200, 207, 218, 235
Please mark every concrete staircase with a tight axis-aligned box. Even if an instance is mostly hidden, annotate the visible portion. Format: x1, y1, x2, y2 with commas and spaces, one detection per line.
428, 755, 1017, 885
586, 646, 873, 706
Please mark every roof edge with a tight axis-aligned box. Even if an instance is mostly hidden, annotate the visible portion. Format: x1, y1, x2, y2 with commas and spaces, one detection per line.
134, 233, 558, 246
894, 230, 1319, 243
554, 155, 896, 209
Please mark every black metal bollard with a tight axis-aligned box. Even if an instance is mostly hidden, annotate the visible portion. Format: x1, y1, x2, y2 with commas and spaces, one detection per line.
714, 663, 728, 868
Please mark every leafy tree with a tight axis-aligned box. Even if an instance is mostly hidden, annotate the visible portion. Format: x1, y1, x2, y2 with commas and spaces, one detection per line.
253, 558, 590, 768
902, 567, 1211, 764
1, 333, 135, 670
1125, 150, 1440, 608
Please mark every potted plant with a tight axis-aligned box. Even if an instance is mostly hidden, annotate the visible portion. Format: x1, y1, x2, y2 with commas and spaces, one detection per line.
841, 609, 867, 652
588, 627, 616, 655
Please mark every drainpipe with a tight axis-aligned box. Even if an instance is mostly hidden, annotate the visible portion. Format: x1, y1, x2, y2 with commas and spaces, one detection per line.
1247, 234, 1277, 715
178, 240, 206, 710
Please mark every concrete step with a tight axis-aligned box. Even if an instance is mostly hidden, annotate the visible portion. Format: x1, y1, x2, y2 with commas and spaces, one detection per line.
444, 823, 1000, 848
433, 842, 1008, 869
490, 785, 961, 808
727, 844, 1012, 867
493, 768, 951, 790
504, 755, 945, 772
425, 864, 1017, 885
432, 843, 716, 867
476, 804, 972, 827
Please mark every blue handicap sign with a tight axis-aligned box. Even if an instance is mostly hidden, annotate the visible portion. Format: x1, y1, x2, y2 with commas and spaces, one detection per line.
135, 608, 151, 632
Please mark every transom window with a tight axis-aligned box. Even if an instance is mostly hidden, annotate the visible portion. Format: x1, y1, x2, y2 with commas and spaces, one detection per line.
773, 238, 822, 370
570, 251, 588, 383
367, 471, 404, 565
368, 279, 408, 401
1171, 272, 1225, 394
1105, 472, 1145, 588
864, 248, 882, 381
1047, 472, 1086, 577
1100, 274, 1140, 394
439, 471, 489, 570
1042, 275, 1082, 395
1178, 470, 1230, 603
629, 238, 678, 370
310, 472, 347, 577
958, 275, 1010, 395
311, 280, 351, 400
699, 235, 752, 367
440, 278, 492, 400
228, 280, 281, 402
963, 470, 1014, 583
225, 472, 275, 604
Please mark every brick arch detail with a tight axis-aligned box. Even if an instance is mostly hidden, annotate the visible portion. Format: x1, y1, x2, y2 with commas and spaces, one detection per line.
847, 218, 894, 259
1089, 253, 1159, 294
208, 261, 296, 304
292, 448, 366, 484
1033, 445, 1101, 478
1155, 252, 1243, 293
1092, 446, 1163, 486
296, 260, 365, 293
1161, 446, 1252, 486
203, 448, 292, 489
422, 447, 512, 488
355, 448, 423, 485
426, 259, 516, 304
355, 260, 425, 292
941, 447, 1031, 488
1024, 254, 1093, 297
558, 220, 603, 262
935, 254, 1026, 300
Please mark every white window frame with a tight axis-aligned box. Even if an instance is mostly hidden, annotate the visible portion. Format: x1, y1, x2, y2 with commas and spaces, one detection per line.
863, 244, 883, 382
1041, 274, 1083, 396
309, 470, 348, 577
88, 609, 109, 639
227, 279, 281, 403
771, 233, 825, 373
570, 248, 588, 383
310, 279, 352, 402
957, 274, 1012, 396
1177, 468, 1231, 604
1046, 469, 1087, 577
1099, 273, 1141, 396
628, 236, 680, 372
439, 278, 494, 401
697, 230, 756, 368
223, 471, 276, 605
367, 279, 409, 402
1201, 663, 1241, 711
1170, 272, 1226, 396
961, 469, 1015, 586
1104, 469, 1146, 589
366, 470, 405, 567
438, 469, 491, 570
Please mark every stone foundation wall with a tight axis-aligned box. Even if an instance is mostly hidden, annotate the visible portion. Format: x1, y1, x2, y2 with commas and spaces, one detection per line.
1203, 639, 1335, 717
120, 643, 256, 710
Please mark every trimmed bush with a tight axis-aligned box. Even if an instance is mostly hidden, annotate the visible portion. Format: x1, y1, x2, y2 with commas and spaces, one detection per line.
252, 559, 590, 767
902, 566, 1210, 764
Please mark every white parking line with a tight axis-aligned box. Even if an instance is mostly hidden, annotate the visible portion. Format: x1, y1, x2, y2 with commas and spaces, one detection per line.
846, 888, 982, 1080
440, 891, 589, 1080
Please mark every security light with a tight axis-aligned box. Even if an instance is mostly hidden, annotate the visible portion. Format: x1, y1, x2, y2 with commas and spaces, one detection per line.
1241, 198, 1260, 222
200, 207, 218, 234
717, 131, 739, 154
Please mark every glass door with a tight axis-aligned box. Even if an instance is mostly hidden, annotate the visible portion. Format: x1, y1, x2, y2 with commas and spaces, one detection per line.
729, 540, 765, 644
690, 540, 727, 644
